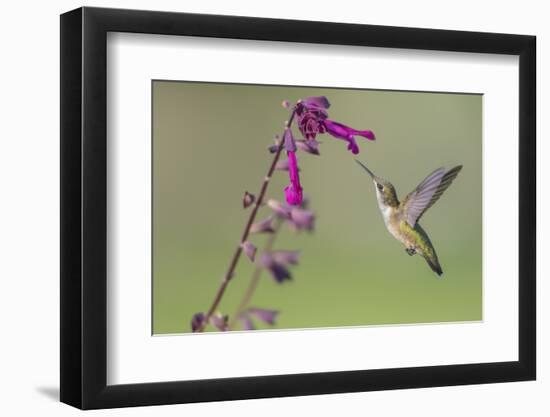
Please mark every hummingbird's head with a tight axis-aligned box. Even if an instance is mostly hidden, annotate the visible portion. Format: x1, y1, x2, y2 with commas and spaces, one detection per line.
355, 160, 399, 208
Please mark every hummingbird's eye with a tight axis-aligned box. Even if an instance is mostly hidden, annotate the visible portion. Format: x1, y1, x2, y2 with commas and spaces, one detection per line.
377, 183, 384, 191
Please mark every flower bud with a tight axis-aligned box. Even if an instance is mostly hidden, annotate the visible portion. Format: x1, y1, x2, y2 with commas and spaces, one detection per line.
191, 312, 205, 332
242, 241, 257, 262
243, 191, 255, 209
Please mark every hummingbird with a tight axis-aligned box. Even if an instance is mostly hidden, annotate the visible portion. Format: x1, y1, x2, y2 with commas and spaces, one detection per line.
355, 160, 463, 277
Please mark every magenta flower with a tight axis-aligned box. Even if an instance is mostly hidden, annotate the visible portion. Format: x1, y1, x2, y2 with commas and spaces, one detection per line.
279, 127, 303, 206
323, 119, 375, 155
284, 151, 303, 206
272, 96, 374, 206
295, 96, 375, 154
296, 106, 328, 140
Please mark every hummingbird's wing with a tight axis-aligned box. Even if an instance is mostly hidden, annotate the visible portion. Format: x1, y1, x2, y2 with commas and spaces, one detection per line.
402, 165, 463, 227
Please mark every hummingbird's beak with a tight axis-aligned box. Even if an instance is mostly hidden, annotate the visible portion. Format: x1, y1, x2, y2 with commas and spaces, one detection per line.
355, 159, 375, 179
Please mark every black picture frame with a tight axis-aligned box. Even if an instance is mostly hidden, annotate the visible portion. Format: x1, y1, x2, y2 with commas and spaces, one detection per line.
60, 6, 536, 410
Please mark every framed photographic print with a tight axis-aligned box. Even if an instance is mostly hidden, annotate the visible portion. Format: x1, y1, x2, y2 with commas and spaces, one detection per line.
60, 6, 536, 409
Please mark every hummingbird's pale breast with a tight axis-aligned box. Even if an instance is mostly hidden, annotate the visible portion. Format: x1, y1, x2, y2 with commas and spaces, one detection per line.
375, 188, 403, 242
375, 188, 392, 218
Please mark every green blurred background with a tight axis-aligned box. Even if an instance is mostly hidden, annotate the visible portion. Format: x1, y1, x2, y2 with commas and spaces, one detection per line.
152, 81, 482, 334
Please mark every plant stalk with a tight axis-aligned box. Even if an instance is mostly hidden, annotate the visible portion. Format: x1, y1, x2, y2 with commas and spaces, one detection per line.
197, 109, 296, 332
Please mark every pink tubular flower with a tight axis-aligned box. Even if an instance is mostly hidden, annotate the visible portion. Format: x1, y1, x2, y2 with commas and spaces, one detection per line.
284, 151, 303, 206
323, 120, 375, 155
276, 96, 374, 205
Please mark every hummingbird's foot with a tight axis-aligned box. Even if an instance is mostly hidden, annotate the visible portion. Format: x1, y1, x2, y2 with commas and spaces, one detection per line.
406, 248, 416, 256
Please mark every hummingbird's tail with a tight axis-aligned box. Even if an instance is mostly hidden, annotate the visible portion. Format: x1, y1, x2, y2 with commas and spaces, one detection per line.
413, 224, 443, 278
424, 255, 443, 277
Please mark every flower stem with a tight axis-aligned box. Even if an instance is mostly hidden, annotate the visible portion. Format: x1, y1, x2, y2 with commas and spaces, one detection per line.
197, 109, 296, 332
229, 218, 282, 329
